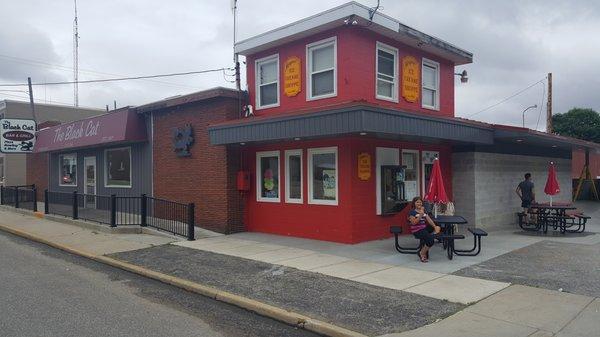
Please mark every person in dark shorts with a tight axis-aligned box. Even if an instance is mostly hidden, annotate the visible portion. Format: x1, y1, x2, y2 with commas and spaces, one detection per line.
516, 173, 536, 223
408, 196, 441, 262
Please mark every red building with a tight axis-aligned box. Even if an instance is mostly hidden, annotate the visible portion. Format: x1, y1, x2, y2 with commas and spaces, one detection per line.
209, 2, 599, 243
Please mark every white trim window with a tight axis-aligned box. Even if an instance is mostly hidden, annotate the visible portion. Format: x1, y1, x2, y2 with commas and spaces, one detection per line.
307, 37, 337, 100
285, 149, 303, 203
256, 151, 280, 202
421, 58, 440, 110
308, 147, 338, 205
104, 147, 132, 188
375, 42, 398, 101
58, 153, 77, 187
401, 150, 420, 201
255, 54, 280, 109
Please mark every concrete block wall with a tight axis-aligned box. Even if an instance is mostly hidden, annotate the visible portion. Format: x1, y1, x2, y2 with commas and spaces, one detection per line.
453, 152, 572, 231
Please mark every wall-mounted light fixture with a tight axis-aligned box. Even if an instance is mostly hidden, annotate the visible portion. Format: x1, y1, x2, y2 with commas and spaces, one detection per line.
454, 70, 468, 83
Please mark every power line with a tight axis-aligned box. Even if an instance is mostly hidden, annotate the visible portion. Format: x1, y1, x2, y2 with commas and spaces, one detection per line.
0, 91, 78, 107
0, 68, 233, 87
467, 76, 547, 118
535, 79, 546, 131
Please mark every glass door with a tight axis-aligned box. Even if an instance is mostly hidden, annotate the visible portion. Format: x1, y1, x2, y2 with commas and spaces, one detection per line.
83, 157, 96, 208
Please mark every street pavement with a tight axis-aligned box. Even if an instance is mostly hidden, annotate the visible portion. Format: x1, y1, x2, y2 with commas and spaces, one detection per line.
0, 231, 320, 337
1, 202, 600, 337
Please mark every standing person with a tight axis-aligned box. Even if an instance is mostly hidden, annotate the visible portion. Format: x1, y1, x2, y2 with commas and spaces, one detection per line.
408, 196, 441, 262
516, 173, 536, 223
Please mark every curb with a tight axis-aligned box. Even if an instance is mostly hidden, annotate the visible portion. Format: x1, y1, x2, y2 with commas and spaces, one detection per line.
0, 223, 368, 337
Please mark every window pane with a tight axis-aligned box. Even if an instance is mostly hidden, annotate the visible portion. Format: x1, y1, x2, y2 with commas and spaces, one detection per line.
311, 44, 334, 72
106, 148, 131, 186
422, 88, 435, 107
402, 152, 418, 200
377, 80, 393, 98
60, 155, 77, 186
260, 83, 277, 106
312, 152, 336, 201
312, 70, 334, 96
377, 49, 394, 77
260, 156, 279, 198
259, 61, 277, 84
288, 155, 301, 200
422, 65, 436, 87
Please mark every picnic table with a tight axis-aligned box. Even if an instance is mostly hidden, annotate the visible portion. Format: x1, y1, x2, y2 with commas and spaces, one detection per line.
432, 215, 467, 260
521, 202, 589, 234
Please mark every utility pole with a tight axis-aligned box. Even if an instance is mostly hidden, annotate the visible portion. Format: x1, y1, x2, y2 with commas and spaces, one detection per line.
546, 72, 552, 133
73, 0, 79, 107
27, 77, 37, 125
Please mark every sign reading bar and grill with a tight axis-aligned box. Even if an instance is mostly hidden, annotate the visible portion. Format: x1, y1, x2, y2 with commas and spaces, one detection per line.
284, 56, 301, 97
402, 56, 420, 103
0, 118, 36, 153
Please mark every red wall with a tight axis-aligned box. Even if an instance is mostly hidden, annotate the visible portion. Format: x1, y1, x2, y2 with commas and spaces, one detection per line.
246, 26, 456, 118
242, 136, 452, 243
572, 149, 600, 179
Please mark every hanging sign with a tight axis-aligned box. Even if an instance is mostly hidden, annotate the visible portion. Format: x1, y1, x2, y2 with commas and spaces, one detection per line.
402, 56, 420, 103
0, 118, 36, 153
284, 56, 301, 97
357, 152, 371, 181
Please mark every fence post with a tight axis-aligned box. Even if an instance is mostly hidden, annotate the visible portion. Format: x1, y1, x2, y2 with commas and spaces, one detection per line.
140, 194, 147, 227
44, 189, 49, 214
110, 194, 117, 227
187, 203, 195, 241
32, 187, 37, 212
0, 186, 4, 205
72, 191, 78, 219
14, 187, 19, 208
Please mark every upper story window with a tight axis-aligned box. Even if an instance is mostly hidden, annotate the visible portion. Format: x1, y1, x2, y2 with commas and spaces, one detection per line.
376, 42, 398, 101
421, 58, 440, 110
307, 37, 336, 100
255, 54, 279, 109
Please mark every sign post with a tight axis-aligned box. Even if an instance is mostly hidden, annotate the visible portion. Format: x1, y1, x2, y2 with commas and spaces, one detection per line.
0, 119, 37, 153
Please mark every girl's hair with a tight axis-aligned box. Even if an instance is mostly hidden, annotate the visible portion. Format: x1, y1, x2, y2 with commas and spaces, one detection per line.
412, 196, 423, 208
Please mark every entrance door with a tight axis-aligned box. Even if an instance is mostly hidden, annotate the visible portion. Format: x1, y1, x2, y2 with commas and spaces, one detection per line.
83, 157, 97, 208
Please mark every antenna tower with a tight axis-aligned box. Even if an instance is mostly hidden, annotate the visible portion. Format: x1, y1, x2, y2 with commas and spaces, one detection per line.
73, 0, 79, 107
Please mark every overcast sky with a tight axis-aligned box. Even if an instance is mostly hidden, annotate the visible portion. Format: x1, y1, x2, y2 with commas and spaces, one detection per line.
1, 0, 599, 130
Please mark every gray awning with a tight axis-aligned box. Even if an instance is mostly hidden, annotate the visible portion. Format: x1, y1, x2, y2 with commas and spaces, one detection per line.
208, 105, 494, 145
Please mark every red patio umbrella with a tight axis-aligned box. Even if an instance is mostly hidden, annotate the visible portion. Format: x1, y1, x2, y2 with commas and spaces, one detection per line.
424, 158, 449, 217
544, 161, 560, 206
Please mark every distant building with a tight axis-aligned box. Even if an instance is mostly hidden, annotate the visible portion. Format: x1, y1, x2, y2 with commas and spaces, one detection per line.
0, 100, 103, 186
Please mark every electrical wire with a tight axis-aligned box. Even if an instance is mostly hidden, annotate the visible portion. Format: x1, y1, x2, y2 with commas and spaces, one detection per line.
0, 91, 77, 106
467, 76, 547, 118
0, 67, 234, 87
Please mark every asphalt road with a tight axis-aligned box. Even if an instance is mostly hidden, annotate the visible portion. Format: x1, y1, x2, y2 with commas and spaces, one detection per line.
0, 231, 320, 337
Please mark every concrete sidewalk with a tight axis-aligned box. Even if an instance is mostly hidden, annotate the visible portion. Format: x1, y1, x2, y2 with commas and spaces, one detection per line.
1, 206, 599, 337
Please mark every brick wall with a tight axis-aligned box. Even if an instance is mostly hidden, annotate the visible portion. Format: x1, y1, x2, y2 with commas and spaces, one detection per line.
152, 97, 244, 233
26, 152, 49, 201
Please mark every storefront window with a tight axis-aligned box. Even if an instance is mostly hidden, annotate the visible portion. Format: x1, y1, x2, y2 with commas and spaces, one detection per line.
105, 147, 131, 187
257, 151, 280, 202
59, 154, 77, 186
402, 150, 419, 200
308, 147, 337, 205
285, 150, 302, 203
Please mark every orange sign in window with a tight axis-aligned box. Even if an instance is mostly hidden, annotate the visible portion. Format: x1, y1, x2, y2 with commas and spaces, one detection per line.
358, 152, 371, 181
284, 56, 301, 97
402, 56, 420, 103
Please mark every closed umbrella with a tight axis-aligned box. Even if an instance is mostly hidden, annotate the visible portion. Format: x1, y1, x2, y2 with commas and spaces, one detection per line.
544, 161, 560, 206
424, 158, 449, 217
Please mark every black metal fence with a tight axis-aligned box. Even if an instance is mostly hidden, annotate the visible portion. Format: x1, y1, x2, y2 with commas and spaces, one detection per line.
0, 185, 37, 212
41, 190, 194, 240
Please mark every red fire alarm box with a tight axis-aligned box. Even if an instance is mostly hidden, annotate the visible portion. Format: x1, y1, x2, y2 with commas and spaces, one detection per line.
237, 171, 250, 191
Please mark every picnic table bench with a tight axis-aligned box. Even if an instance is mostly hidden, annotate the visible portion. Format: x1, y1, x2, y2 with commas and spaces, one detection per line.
518, 203, 591, 234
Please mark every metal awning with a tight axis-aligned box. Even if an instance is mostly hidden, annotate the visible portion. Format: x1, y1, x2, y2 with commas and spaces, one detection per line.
208, 105, 494, 145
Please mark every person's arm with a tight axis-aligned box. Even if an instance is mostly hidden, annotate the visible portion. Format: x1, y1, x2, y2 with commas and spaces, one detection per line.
531, 184, 535, 201
408, 213, 419, 226
515, 185, 522, 199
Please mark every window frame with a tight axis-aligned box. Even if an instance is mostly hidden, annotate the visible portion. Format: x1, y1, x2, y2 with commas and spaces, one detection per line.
401, 149, 420, 200
306, 36, 337, 101
307, 146, 338, 206
421, 151, 440, 194
58, 153, 78, 187
256, 150, 281, 203
255, 54, 280, 110
284, 149, 303, 204
104, 146, 132, 189
375, 42, 399, 102
421, 58, 440, 110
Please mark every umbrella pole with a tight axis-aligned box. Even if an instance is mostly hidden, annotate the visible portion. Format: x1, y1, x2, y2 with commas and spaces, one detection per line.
434, 203, 438, 218
550, 196, 553, 207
